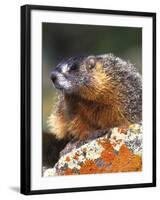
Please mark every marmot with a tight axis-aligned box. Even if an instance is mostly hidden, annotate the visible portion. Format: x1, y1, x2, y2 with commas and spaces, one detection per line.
48, 54, 142, 141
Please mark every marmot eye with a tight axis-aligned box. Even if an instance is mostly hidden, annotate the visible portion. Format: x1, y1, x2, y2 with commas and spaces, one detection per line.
87, 57, 96, 69
70, 63, 78, 71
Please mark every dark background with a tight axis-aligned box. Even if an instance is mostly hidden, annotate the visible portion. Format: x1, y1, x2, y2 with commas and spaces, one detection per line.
42, 23, 142, 132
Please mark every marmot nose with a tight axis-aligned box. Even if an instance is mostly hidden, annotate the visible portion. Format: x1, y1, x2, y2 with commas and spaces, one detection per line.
50, 71, 58, 83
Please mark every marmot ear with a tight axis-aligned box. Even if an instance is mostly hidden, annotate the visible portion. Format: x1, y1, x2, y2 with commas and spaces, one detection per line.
86, 56, 96, 69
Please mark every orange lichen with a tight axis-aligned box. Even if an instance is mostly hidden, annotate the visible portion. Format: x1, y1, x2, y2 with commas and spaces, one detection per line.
79, 160, 100, 174
99, 139, 115, 165
110, 144, 142, 172
64, 168, 75, 175
65, 156, 70, 162
73, 154, 79, 160
78, 142, 142, 175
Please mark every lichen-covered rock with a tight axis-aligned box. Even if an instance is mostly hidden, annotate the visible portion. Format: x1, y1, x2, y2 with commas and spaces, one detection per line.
43, 123, 142, 177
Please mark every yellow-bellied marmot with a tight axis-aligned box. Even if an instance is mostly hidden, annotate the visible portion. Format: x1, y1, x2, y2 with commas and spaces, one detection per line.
48, 54, 142, 141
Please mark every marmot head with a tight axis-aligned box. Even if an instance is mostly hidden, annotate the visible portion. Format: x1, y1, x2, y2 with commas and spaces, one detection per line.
50, 54, 141, 104
50, 55, 110, 95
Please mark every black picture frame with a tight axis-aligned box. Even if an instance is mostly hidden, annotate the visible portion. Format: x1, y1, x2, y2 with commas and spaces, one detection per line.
21, 4, 156, 195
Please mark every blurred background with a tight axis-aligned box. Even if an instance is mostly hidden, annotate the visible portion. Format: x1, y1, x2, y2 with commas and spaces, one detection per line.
42, 23, 142, 132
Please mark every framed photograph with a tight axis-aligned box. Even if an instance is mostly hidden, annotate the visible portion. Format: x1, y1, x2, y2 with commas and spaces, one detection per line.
21, 4, 156, 195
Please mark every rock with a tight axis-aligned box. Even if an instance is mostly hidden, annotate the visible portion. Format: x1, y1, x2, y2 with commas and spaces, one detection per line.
43, 123, 142, 177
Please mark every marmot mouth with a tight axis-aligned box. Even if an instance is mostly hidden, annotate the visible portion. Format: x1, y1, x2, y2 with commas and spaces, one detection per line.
53, 82, 64, 90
